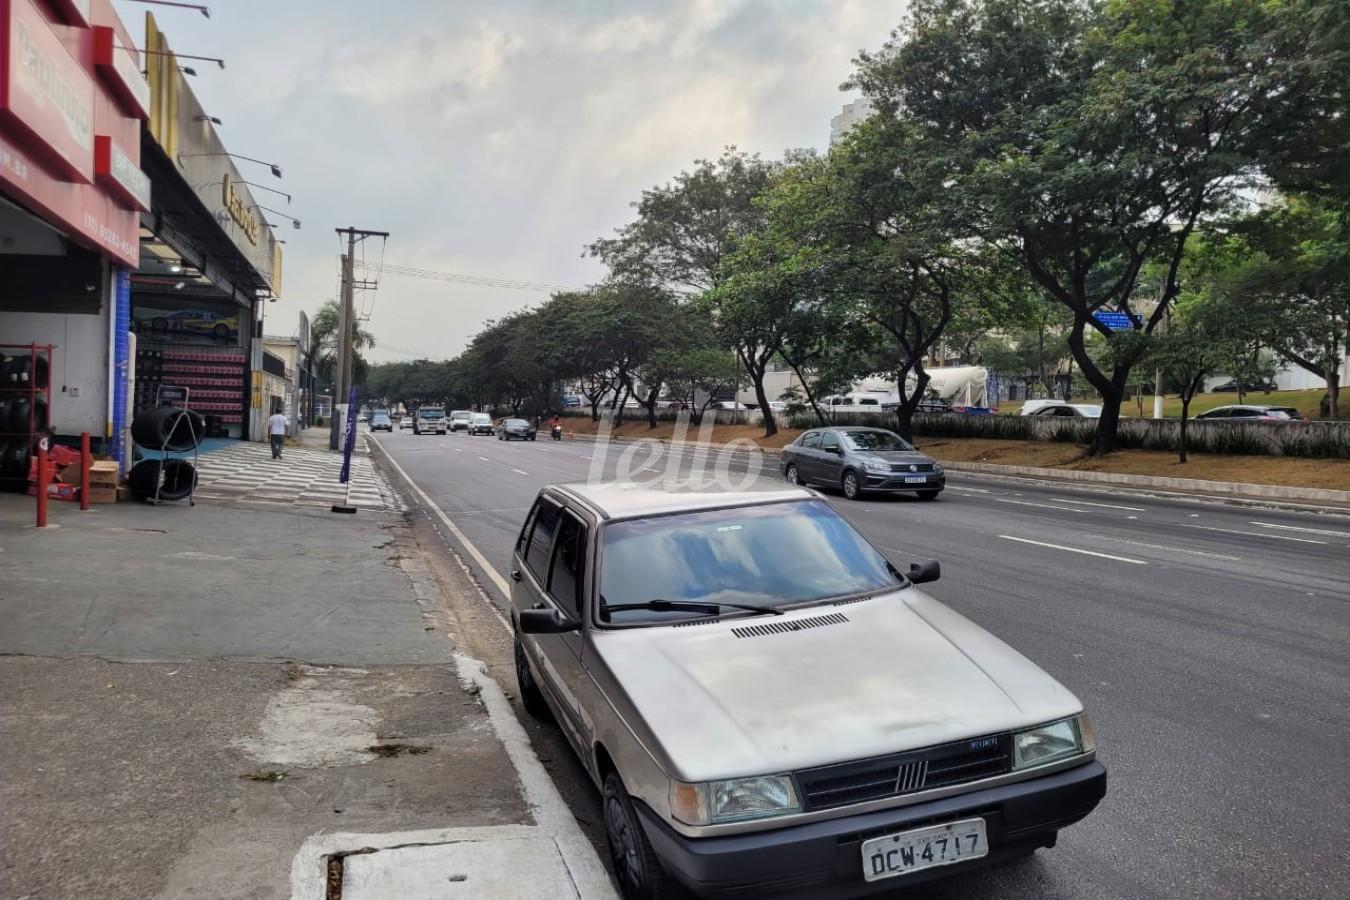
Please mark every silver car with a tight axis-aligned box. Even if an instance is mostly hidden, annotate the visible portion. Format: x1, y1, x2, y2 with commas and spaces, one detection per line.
512, 483, 1105, 899
780, 426, 945, 501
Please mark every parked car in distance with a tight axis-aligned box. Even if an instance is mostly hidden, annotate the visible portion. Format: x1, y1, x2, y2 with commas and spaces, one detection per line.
369, 411, 393, 432
468, 412, 495, 435
497, 418, 537, 441
414, 406, 447, 435
1026, 403, 1102, 418
512, 483, 1105, 899
1212, 380, 1277, 393
400, 415, 414, 430
1194, 404, 1307, 422
561, 394, 583, 407
357, 412, 369, 424
449, 410, 473, 431
781, 426, 945, 500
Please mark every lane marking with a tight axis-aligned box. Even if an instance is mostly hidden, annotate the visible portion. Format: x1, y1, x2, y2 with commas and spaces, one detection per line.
512, 468, 529, 476
1078, 533, 1242, 561
996, 498, 1088, 512
1050, 497, 1146, 512
478, 456, 491, 462
1178, 524, 1326, 544
998, 535, 1147, 564
948, 485, 994, 494
455, 447, 463, 453
1248, 521, 1350, 538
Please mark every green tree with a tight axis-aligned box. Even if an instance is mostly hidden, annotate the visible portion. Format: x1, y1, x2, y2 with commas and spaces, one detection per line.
312, 299, 376, 389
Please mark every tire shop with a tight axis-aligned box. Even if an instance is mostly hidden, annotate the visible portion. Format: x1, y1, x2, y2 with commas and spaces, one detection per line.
129, 12, 283, 443
0, 0, 149, 491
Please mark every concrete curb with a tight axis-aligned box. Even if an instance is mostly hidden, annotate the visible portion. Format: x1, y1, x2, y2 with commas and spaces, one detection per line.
564, 432, 1350, 510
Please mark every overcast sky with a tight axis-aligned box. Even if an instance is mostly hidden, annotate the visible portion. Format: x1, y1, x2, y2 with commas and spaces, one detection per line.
113, 0, 906, 363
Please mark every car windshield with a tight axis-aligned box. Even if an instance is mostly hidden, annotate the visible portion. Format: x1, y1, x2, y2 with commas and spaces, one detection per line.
505, 419, 530, 427
420, 409, 444, 418
372, 413, 390, 422
472, 414, 490, 422
598, 500, 902, 625
841, 430, 913, 452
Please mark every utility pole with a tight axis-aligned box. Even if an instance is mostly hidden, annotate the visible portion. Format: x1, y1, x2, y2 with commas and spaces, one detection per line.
329, 227, 389, 450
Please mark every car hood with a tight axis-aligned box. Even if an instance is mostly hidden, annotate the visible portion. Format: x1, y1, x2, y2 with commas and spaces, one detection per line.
593, 589, 1081, 782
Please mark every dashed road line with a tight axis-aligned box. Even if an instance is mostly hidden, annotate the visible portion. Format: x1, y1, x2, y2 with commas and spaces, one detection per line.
512, 468, 529, 476
1050, 497, 1146, 512
996, 498, 1089, 512
1179, 524, 1326, 544
1248, 521, 1350, 538
999, 535, 1147, 564
1079, 534, 1242, 561
478, 456, 491, 462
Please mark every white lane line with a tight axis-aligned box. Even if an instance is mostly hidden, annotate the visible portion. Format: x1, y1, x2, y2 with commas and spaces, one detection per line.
999, 535, 1147, 564
478, 456, 491, 462
1249, 521, 1350, 538
948, 485, 994, 494
1078, 533, 1242, 561
438, 442, 447, 448
455, 447, 463, 453
539, 448, 550, 453
1050, 497, 1146, 512
1179, 524, 1326, 544
512, 468, 529, 476
996, 498, 1088, 512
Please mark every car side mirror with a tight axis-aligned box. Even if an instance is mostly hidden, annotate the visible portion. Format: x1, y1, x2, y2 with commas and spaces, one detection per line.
519, 608, 580, 634
908, 560, 941, 585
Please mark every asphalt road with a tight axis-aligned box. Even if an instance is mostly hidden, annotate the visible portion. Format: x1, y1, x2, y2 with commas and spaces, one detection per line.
373, 427, 1350, 900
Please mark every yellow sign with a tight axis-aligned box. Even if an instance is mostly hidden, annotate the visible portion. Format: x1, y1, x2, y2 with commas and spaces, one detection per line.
222, 172, 260, 246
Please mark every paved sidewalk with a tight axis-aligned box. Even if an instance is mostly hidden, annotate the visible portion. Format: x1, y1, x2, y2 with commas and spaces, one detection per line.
186, 432, 396, 510
0, 487, 613, 899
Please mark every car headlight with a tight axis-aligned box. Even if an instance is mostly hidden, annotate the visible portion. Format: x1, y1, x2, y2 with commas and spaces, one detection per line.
862, 459, 890, 473
1012, 715, 1092, 771
670, 775, 801, 825
933, 462, 944, 475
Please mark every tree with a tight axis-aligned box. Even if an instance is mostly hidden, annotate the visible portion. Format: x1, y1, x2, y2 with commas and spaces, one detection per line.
1153, 301, 1237, 463
850, 0, 1347, 452
311, 299, 376, 389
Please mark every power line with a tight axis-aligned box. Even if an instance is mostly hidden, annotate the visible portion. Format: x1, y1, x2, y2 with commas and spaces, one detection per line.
353, 260, 575, 294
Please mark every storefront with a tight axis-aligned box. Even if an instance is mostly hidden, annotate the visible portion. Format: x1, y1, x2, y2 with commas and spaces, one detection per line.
128, 12, 282, 441
0, 0, 148, 482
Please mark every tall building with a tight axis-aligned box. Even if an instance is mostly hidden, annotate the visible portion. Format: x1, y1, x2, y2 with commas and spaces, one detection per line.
829, 98, 875, 146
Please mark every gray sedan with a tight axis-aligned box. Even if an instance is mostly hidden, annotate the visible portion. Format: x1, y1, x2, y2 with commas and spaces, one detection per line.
780, 426, 945, 500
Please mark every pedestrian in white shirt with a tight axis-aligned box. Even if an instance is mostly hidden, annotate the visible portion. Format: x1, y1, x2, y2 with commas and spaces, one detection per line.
267, 406, 288, 459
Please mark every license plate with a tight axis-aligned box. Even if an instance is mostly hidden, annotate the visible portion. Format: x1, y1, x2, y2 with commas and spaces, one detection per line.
860, 818, 987, 882
903, 475, 928, 484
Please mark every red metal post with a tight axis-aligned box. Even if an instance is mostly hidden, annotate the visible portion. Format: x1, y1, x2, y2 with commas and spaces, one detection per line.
80, 432, 92, 511
36, 441, 50, 528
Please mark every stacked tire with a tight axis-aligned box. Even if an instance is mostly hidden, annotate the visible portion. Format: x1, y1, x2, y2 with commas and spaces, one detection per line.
127, 407, 203, 501
127, 458, 197, 501
0, 355, 50, 493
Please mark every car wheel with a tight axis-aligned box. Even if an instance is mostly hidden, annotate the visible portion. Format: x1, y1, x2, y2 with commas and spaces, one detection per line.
603, 770, 669, 900
784, 463, 801, 486
917, 490, 941, 501
514, 636, 551, 719
842, 470, 862, 500
529, 435, 536, 441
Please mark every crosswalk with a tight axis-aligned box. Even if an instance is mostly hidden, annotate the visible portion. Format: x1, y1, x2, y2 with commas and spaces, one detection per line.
188, 439, 398, 510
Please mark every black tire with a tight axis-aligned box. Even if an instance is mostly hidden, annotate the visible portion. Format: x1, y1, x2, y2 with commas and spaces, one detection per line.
841, 469, 862, 500
131, 407, 204, 451
212, 323, 229, 338
514, 636, 550, 719
917, 490, 941, 501
603, 771, 669, 900
784, 463, 801, 486
529, 435, 536, 441
127, 459, 196, 500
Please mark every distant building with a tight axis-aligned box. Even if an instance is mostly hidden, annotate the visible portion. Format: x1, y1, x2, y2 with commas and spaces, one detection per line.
830, 98, 875, 146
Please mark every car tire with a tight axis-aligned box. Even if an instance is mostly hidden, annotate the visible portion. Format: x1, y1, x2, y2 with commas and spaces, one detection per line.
841, 470, 862, 500
603, 770, 670, 900
529, 435, 536, 441
514, 636, 550, 719
917, 490, 941, 501
784, 463, 801, 486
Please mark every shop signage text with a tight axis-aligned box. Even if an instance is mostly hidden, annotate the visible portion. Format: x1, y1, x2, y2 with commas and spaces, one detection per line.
94, 135, 150, 210
222, 172, 261, 246
92, 25, 150, 119
3, 0, 95, 181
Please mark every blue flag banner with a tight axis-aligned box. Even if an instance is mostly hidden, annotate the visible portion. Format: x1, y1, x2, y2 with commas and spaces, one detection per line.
340, 386, 358, 484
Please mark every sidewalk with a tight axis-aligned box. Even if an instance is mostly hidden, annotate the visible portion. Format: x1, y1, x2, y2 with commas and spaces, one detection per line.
0, 451, 613, 899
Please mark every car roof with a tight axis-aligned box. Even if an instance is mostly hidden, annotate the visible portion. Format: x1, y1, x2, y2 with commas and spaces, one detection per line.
549, 481, 815, 521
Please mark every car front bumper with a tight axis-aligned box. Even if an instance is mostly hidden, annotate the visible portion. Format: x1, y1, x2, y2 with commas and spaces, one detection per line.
861, 471, 945, 492
635, 760, 1105, 899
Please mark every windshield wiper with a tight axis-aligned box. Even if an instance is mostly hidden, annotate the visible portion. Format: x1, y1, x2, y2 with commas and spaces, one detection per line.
603, 598, 784, 617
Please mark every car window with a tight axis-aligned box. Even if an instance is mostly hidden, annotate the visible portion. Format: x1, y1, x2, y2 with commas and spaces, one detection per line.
801, 431, 821, 449
548, 512, 588, 617
525, 498, 562, 581
842, 431, 913, 451
1197, 408, 1225, 419
821, 432, 840, 453
516, 503, 538, 557
1229, 408, 1258, 418
598, 500, 902, 625
858, 397, 879, 406
1269, 408, 1299, 419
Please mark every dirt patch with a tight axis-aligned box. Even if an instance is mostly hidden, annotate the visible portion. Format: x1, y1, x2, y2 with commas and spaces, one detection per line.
241, 769, 290, 782
367, 742, 431, 758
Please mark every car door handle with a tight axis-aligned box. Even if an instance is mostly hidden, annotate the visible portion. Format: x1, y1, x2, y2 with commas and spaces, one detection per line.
511, 569, 522, 582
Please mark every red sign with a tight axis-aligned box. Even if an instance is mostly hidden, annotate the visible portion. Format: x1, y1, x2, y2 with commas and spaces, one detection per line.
0, 0, 95, 182
94, 134, 148, 210
92, 25, 148, 119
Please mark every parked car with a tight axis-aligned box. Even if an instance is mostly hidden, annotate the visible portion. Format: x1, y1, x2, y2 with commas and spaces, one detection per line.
414, 406, 447, 435
369, 411, 393, 432
497, 418, 538, 441
400, 415, 414, 430
449, 410, 473, 431
781, 426, 945, 501
561, 395, 583, 407
1025, 403, 1102, 418
1194, 404, 1307, 422
512, 483, 1105, 899
468, 412, 495, 435
1212, 380, 1277, 393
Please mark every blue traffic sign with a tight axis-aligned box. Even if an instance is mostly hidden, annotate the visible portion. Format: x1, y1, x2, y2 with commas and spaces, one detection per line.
1093, 310, 1140, 331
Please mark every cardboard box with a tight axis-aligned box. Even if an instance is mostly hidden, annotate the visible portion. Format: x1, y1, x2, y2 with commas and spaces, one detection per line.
86, 486, 118, 504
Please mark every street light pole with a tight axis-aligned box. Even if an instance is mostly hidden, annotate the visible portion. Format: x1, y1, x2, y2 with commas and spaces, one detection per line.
329, 227, 390, 451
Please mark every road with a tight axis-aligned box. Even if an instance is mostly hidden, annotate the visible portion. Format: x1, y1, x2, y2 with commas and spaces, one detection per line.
372, 427, 1350, 900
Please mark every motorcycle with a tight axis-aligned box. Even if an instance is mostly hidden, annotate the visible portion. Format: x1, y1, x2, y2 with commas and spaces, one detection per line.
551, 424, 563, 441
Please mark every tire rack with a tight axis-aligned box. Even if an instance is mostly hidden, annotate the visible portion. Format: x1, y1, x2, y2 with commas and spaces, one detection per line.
134, 348, 246, 434
0, 344, 53, 493
136, 409, 200, 506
